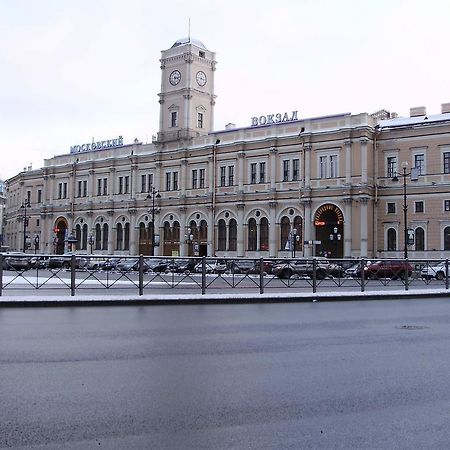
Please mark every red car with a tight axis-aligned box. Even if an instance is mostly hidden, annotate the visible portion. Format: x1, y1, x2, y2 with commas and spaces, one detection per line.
364, 260, 413, 280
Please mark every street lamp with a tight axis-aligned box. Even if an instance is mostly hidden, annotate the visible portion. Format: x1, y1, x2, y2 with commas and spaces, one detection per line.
88, 234, 95, 254
19, 199, 31, 253
392, 161, 419, 259
329, 227, 341, 257
146, 186, 161, 256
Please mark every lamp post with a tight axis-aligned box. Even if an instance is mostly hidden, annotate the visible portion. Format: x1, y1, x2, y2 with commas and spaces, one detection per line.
392, 161, 418, 259
20, 199, 31, 253
88, 234, 95, 254
146, 186, 161, 256
329, 226, 341, 257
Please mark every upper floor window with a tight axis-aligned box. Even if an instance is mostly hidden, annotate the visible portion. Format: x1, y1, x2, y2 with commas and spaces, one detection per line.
141, 174, 153, 193
199, 168, 205, 188
228, 166, 234, 186
197, 112, 204, 128
118, 176, 123, 194
166, 173, 171, 191
166, 172, 179, 191
171, 111, 178, 127
283, 160, 290, 182
387, 202, 396, 214
387, 156, 397, 178
259, 162, 266, 183
173, 172, 178, 191
192, 169, 198, 189
318, 154, 339, 179
415, 201, 424, 213
445, 199, 450, 212
220, 166, 226, 187
292, 159, 299, 181
414, 154, 425, 175
37, 189, 42, 203
444, 152, 450, 174
250, 163, 257, 184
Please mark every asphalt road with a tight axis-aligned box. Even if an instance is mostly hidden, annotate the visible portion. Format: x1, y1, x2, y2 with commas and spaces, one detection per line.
1, 298, 450, 449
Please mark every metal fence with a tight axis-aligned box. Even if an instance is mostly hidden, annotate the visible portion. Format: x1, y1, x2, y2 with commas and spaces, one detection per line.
0, 253, 449, 297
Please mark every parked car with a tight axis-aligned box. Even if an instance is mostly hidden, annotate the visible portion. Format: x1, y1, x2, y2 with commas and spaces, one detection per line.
274, 257, 331, 280
116, 258, 147, 272
194, 259, 228, 274
363, 260, 413, 280
47, 254, 89, 270
148, 259, 171, 273
29, 255, 49, 269
421, 261, 448, 280
86, 257, 107, 270
169, 258, 199, 274
2, 252, 31, 271
228, 259, 258, 274
100, 258, 121, 271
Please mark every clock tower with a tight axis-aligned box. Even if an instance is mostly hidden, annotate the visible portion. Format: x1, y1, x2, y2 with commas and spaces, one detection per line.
157, 38, 217, 143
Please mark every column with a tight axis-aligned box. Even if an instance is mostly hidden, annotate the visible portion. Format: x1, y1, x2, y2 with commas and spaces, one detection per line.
343, 197, 353, 258
269, 201, 277, 257
109, 168, 116, 200
302, 200, 312, 256
48, 174, 55, 203
154, 210, 161, 257
129, 210, 137, 255
131, 163, 138, 198
344, 140, 352, 185
237, 203, 245, 256
155, 162, 162, 192
89, 169, 96, 198
208, 155, 214, 195
107, 212, 114, 254
181, 159, 188, 197
237, 152, 245, 193
269, 147, 277, 192
360, 138, 368, 185
179, 206, 187, 256
304, 144, 312, 188
43, 175, 49, 204
360, 197, 369, 257
207, 205, 214, 256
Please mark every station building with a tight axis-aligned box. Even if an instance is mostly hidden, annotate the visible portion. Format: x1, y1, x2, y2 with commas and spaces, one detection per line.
4, 38, 450, 259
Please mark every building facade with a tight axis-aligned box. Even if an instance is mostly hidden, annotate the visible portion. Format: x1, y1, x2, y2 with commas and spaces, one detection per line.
4, 38, 450, 259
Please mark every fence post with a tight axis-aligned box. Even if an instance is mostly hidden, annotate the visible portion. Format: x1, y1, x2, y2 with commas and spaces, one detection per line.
312, 258, 317, 294
201, 256, 206, 295
0, 254, 3, 297
404, 258, 409, 291
259, 257, 264, 295
70, 254, 76, 297
446, 259, 449, 290
361, 258, 365, 292
138, 255, 144, 296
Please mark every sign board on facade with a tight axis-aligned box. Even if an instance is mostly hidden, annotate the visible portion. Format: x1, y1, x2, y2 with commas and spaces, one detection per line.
251, 111, 298, 127
407, 228, 415, 245
70, 136, 124, 154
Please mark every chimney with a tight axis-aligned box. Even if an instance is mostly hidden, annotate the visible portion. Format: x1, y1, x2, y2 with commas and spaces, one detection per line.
441, 103, 450, 114
410, 106, 426, 117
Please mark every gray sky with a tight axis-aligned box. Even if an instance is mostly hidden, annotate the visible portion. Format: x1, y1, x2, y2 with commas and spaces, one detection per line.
1, 0, 449, 180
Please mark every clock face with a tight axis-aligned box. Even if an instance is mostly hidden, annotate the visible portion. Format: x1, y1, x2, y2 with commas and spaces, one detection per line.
169, 70, 181, 86
196, 71, 207, 86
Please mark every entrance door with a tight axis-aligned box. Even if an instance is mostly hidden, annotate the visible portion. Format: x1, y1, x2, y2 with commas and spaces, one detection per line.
314, 204, 344, 258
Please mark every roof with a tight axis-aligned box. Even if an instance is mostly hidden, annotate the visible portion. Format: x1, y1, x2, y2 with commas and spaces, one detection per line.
171, 37, 208, 50
378, 113, 450, 129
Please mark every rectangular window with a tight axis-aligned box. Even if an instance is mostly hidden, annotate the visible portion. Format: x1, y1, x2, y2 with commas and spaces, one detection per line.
415, 201, 424, 213
414, 154, 425, 175
83, 180, 87, 197
102, 178, 107, 196
220, 166, 226, 187
192, 169, 198, 189
283, 160, 290, 182
319, 156, 327, 179
63, 183, 67, 199
171, 111, 178, 127
118, 176, 123, 194
444, 152, 450, 174
259, 162, 266, 183
148, 174, 153, 191
27, 191, 31, 203
329, 155, 337, 178
173, 172, 178, 190
78, 181, 82, 198
197, 112, 204, 128
228, 165, 234, 186
387, 202, 396, 214
97, 179, 102, 196
37, 189, 42, 203
166, 173, 171, 191
445, 200, 450, 212
141, 174, 147, 193
58, 183, 62, 199
387, 156, 397, 178
199, 168, 205, 188
36, 219, 40, 227
250, 163, 257, 184
124, 176, 130, 194
292, 159, 299, 181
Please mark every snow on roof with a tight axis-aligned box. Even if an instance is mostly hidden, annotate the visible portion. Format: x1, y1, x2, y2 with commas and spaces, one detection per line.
171, 37, 208, 50
378, 113, 450, 129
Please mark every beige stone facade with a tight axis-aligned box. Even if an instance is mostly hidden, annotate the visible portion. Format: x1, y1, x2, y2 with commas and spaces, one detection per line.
4, 39, 450, 259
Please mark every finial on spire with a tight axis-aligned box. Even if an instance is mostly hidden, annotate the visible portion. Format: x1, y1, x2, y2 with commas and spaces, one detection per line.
188, 18, 191, 40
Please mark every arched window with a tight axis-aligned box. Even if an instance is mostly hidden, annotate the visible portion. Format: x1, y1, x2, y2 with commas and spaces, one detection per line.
75, 224, 82, 250
259, 217, 269, 251
229, 219, 237, 251
82, 224, 88, 251
199, 220, 208, 241
218, 219, 226, 251
95, 223, 102, 250
444, 227, 450, 251
172, 221, 180, 243
387, 228, 397, 251
280, 216, 290, 250
415, 227, 425, 251
102, 223, 109, 251
116, 223, 123, 250
248, 218, 257, 251
189, 220, 198, 241
124, 223, 130, 250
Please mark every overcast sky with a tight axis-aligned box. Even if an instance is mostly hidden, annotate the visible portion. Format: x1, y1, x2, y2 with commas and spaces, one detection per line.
1, 0, 449, 180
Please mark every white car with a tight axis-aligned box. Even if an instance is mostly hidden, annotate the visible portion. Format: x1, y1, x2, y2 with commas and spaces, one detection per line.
421, 262, 448, 280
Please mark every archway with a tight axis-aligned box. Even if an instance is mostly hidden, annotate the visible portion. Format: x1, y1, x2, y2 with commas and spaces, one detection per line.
314, 204, 344, 258
54, 219, 68, 254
